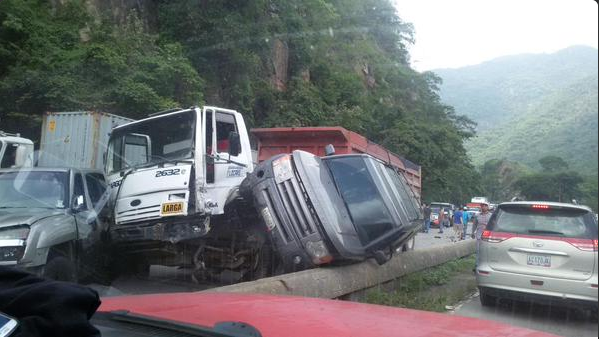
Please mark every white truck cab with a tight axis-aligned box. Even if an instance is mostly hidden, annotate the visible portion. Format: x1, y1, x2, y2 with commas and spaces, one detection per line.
0, 131, 34, 169
106, 106, 253, 225
105, 106, 256, 277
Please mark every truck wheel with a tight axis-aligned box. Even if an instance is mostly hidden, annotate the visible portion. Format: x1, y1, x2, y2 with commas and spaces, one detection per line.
43, 256, 77, 282
245, 243, 279, 281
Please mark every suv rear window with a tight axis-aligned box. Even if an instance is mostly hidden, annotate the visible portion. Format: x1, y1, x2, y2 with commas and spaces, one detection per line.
488, 205, 598, 239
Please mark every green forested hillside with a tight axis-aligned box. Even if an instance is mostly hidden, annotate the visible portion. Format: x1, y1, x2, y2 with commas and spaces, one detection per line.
435, 46, 598, 131
0, 0, 480, 203
435, 46, 598, 175
468, 75, 598, 175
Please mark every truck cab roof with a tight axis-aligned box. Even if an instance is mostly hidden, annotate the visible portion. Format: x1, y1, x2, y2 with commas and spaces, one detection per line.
0, 135, 34, 145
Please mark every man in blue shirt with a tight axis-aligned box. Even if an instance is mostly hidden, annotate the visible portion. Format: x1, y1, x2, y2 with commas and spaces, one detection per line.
452, 207, 464, 241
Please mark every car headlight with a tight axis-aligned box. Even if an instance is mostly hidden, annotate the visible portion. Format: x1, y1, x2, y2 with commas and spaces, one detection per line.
0, 246, 25, 262
0, 226, 30, 240
272, 155, 293, 183
305, 240, 333, 265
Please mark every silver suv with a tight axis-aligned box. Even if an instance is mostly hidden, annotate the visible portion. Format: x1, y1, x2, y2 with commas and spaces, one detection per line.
0, 168, 112, 283
476, 201, 598, 311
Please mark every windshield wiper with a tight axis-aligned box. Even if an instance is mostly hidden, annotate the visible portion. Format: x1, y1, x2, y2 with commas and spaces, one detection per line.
97, 310, 261, 337
528, 229, 565, 235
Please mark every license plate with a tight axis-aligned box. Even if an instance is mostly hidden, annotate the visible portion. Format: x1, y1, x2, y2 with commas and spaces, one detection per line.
527, 254, 551, 267
160, 202, 185, 216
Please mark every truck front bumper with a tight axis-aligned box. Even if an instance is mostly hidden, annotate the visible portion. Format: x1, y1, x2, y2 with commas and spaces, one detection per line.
111, 215, 209, 246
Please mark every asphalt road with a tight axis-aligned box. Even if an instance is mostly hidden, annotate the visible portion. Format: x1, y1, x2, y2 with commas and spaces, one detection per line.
451, 291, 598, 337
89, 265, 218, 297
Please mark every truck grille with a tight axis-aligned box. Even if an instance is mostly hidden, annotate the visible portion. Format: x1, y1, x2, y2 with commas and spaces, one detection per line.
262, 188, 292, 242
275, 177, 320, 239
117, 204, 161, 224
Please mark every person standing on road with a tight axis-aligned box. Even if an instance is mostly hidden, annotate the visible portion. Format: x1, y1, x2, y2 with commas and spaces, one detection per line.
472, 202, 491, 240
461, 207, 470, 240
437, 207, 445, 234
452, 207, 464, 241
473, 202, 492, 269
422, 203, 432, 233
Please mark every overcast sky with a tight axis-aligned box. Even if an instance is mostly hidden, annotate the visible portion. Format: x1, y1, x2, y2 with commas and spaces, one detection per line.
392, 0, 598, 71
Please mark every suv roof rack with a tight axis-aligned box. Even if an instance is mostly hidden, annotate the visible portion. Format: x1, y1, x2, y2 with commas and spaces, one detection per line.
148, 107, 184, 117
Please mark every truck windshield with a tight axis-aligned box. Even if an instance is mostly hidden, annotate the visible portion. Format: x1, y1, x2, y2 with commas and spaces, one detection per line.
107, 110, 195, 173
0, 140, 18, 168
325, 156, 394, 245
0, 171, 68, 209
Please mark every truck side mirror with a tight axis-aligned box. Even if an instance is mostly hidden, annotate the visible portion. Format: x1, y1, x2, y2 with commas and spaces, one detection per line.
72, 195, 85, 212
228, 131, 241, 156
15, 144, 33, 167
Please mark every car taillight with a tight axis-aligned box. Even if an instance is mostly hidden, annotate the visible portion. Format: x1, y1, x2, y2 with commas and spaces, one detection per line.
481, 230, 512, 243
566, 238, 598, 252
531, 204, 550, 209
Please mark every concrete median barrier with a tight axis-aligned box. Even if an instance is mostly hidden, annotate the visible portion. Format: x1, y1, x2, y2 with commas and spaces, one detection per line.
205, 240, 476, 299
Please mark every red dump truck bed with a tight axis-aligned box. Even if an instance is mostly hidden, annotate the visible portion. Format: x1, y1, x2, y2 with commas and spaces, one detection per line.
251, 126, 422, 199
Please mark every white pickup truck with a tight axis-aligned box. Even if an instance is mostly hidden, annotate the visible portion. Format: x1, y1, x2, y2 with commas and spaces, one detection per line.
0, 131, 34, 169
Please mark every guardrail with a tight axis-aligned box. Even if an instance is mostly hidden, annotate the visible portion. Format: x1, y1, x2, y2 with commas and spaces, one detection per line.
205, 240, 475, 299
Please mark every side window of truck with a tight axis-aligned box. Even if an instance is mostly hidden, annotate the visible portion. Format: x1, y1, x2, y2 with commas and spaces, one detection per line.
85, 173, 107, 208
206, 112, 240, 154
0, 143, 17, 168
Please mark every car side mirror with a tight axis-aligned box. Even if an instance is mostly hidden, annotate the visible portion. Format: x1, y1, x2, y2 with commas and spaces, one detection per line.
228, 131, 241, 156
72, 195, 85, 212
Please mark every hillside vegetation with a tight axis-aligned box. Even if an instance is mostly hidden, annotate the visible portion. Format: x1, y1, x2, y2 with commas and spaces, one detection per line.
436, 46, 598, 209
469, 74, 598, 175
0, 0, 480, 203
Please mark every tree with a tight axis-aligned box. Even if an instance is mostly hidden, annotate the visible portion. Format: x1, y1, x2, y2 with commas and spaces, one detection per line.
514, 170, 583, 202
538, 155, 569, 172
0, 0, 203, 139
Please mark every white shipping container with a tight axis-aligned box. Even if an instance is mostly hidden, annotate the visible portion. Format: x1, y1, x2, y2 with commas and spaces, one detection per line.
38, 111, 134, 170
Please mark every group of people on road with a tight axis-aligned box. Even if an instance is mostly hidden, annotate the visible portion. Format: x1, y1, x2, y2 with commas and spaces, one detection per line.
421, 202, 492, 242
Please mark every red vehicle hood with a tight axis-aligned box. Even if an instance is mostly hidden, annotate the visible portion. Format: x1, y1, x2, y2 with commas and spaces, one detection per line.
99, 292, 552, 337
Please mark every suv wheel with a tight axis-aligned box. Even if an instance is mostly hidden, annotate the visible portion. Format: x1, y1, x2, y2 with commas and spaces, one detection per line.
43, 256, 77, 282
479, 289, 498, 307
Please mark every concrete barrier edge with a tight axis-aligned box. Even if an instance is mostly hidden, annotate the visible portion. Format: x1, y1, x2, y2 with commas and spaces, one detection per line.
204, 240, 476, 299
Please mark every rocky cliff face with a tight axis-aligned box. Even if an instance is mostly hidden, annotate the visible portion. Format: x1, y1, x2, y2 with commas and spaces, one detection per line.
85, 0, 158, 31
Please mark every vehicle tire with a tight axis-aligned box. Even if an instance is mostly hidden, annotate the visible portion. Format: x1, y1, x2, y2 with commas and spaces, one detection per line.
43, 256, 77, 282
245, 242, 280, 281
479, 289, 498, 307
